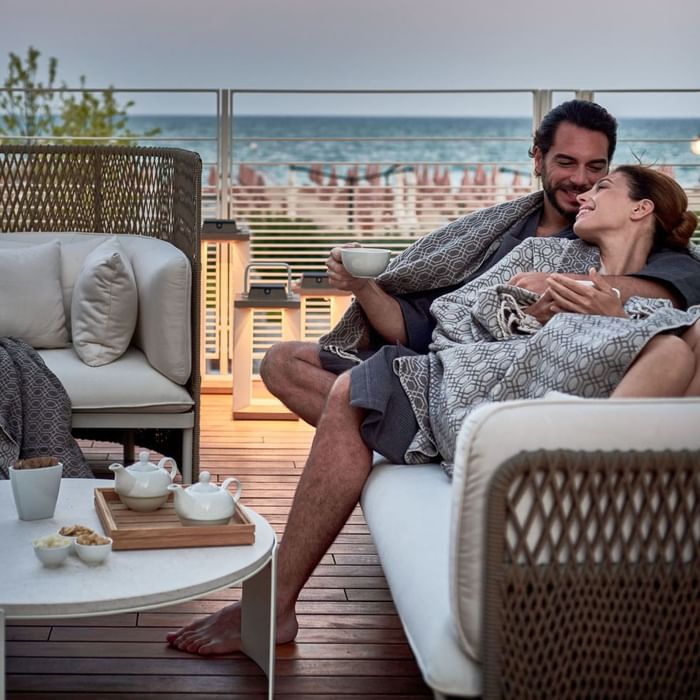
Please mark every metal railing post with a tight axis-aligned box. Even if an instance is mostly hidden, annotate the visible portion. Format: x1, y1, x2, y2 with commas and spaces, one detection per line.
531, 90, 552, 136
219, 88, 232, 218
575, 90, 595, 102
531, 90, 552, 192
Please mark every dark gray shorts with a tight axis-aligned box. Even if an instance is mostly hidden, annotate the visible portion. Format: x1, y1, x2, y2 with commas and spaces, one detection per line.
344, 345, 420, 464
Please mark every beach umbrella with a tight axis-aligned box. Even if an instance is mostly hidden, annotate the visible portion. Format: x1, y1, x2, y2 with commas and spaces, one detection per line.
238, 163, 256, 186
328, 165, 338, 187
286, 170, 298, 218
310, 163, 324, 186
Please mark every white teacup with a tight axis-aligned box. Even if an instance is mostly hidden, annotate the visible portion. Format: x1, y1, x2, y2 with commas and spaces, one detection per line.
9, 463, 63, 521
340, 247, 391, 278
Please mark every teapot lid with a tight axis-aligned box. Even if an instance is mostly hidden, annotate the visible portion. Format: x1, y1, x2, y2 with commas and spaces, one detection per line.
129, 451, 158, 472
188, 471, 220, 493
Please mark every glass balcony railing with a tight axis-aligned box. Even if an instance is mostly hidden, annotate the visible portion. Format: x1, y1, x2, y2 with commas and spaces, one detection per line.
3, 87, 699, 391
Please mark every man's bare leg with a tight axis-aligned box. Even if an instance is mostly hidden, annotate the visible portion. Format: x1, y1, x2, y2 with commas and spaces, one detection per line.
260, 341, 337, 426
612, 335, 695, 398
167, 372, 372, 655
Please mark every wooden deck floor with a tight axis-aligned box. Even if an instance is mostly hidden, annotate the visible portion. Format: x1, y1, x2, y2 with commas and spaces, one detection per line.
6, 393, 434, 699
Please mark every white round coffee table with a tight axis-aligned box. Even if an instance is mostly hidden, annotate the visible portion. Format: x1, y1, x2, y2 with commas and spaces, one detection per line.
0, 479, 277, 700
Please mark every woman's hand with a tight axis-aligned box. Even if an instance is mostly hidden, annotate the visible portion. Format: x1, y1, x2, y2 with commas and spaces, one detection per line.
546, 268, 627, 318
326, 243, 370, 293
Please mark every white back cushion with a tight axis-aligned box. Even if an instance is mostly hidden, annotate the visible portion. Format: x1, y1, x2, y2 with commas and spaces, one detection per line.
0, 233, 103, 334
118, 236, 192, 385
0, 240, 68, 348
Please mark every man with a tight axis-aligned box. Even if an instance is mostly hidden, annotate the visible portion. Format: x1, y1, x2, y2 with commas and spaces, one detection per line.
167, 101, 700, 655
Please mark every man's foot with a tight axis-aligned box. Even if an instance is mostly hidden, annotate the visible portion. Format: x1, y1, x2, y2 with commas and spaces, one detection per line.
166, 602, 299, 656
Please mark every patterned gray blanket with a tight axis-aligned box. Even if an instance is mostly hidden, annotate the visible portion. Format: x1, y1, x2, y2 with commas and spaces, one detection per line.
319, 191, 700, 358
0, 338, 91, 479
320, 191, 545, 357
393, 237, 700, 473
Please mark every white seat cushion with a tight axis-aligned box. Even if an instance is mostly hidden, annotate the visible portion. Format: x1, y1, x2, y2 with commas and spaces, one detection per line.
39, 347, 193, 413
361, 460, 482, 698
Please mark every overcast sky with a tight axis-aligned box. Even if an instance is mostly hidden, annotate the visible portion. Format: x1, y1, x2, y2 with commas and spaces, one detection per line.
3, 0, 699, 117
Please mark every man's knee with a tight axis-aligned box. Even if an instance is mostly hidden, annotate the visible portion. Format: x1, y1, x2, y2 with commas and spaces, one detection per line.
320, 371, 353, 415
260, 341, 322, 387
259, 341, 288, 383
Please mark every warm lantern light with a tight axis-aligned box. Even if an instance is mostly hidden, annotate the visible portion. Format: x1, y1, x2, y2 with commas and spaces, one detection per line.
691, 134, 700, 156
232, 263, 300, 420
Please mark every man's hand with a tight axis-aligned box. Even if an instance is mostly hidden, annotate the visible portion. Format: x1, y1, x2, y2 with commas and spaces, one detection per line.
326, 243, 370, 293
509, 271, 557, 295
525, 288, 557, 324
547, 269, 627, 318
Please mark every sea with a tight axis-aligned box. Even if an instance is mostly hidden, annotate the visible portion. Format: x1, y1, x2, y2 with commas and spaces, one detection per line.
126, 115, 700, 188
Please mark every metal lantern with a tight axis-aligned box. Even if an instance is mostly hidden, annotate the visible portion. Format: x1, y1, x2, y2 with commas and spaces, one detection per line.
232, 263, 300, 419
298, 271, 352, 342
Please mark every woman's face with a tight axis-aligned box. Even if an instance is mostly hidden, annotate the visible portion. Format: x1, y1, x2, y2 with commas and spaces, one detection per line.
573, 171, 638, 240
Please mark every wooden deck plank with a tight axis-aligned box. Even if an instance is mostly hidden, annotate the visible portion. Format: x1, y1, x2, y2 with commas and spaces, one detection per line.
5, 393, 433, 698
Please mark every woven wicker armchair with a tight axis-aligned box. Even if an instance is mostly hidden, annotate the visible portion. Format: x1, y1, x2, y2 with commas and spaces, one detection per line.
0, 144, 202, 478
482, 448, 700, 699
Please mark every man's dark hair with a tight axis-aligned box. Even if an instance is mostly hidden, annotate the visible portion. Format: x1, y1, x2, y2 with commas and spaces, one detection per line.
528, 99, 617, 161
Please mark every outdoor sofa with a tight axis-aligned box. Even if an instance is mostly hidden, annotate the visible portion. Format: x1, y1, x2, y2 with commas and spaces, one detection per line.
361, 395, 700, 698
0, 145, 202, 481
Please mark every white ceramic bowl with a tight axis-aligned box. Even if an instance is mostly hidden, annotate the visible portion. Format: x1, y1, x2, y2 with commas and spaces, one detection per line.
340, 247, 391, 278
75, 538, 113, 565
32, 538, 72, 567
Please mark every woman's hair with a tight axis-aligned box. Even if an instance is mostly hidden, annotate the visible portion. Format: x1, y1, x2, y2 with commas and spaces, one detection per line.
615, 164, 698, 248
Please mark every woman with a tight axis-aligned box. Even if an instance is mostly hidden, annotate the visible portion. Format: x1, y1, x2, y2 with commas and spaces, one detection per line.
538, 166, 700, 401
370, 165, 700, 473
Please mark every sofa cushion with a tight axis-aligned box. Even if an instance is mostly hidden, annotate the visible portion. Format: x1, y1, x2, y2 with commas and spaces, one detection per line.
361, 461, 482, 697
71, 237, 138, 366
0, 234, 104, 334
0, 240, 68, 348
38, 346, 193, 413
451, 397, 700, 662
119, 236, 192, 385
60, 237, 106, 329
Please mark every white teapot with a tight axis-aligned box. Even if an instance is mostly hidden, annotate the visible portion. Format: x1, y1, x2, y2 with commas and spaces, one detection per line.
109, 451, 178, 512
167, 471, 242, 526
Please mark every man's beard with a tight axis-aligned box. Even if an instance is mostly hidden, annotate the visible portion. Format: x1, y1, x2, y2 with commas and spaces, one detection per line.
542, 177, 583, 224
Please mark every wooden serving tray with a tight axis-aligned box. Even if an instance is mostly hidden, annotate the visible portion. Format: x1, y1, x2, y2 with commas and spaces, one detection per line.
94, 488, 255, 551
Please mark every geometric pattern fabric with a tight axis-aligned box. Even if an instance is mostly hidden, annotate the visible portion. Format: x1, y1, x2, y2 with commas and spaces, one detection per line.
396, 238, 700, 471
0, 337, 90, 478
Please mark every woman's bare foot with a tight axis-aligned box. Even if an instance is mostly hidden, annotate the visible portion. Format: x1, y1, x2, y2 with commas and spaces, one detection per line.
166, 602, 299, 656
